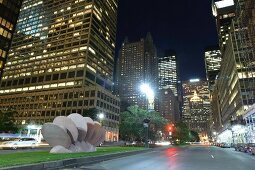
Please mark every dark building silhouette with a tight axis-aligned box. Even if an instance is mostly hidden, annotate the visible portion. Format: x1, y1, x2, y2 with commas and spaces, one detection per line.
116, 33, 158, 110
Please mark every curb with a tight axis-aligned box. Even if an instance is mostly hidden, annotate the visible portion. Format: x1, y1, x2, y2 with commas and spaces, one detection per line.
0, 148, 156, 170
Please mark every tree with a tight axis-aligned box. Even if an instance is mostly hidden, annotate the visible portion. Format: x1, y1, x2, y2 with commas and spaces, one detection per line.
0, 109, 18, 133
119, 105, 167, 141
172, 122, 190, 144
190, 130, 200, 142
82, 108, 98, 120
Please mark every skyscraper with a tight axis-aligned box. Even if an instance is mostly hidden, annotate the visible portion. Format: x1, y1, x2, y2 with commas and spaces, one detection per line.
158, 50, 178, 96
211, 0, 255, 134
212, 0, 235, 51
0, 0, 120, 141
0, 0, 23, 80
204, 47, 221, 91
116, 33, 158, 110
158, 50, 180, 122
158, 88, 179, 122
182, 79, 211, 140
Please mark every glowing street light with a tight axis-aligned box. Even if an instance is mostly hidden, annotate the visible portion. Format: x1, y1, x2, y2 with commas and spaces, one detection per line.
140, 83, 155, 111
98, 113, 105, 124
140, 83, 154, 99
98, 113, 105, 120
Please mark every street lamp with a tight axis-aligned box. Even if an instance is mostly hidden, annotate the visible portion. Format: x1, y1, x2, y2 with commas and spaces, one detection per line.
98, 113, 105, 124
140, 83, 154, 148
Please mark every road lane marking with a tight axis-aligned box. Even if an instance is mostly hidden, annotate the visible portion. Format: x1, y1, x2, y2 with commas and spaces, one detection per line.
211, 155, 214, 159
169, 153, 178, 158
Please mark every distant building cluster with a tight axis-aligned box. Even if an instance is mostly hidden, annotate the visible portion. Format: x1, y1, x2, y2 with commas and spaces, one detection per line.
116, 34, 181, 122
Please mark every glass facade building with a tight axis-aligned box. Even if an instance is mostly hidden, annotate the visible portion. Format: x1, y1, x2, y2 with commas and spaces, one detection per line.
158, 50, 178, 96
204, 47, 222, 91
212, 0, 255, 132
158, 50, 180, 122
0, 0, 23, 80
0, 0, 120, 141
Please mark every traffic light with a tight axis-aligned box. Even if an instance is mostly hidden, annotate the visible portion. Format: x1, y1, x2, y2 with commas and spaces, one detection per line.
168, 126, 172, 131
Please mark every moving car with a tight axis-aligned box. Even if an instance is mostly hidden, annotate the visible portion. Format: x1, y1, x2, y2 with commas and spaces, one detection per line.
1, 138, 38, 149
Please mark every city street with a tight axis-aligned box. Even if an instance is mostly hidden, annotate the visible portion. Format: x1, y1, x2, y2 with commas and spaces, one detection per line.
68, 145, 255, 170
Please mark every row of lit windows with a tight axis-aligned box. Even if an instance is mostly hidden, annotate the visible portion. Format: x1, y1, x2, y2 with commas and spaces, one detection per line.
8, 49, 85, 66
1, 70, 84, 88
0, 16, 14, 31
0, 60, 3, 69
14, 108, 120, 122
0, 90, 119, 106
0, 81, 82, 94
0, 26, 12, 39
0, 48, 6, 59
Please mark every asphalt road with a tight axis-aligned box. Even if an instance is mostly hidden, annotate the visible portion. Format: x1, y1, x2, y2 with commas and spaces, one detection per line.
67, 145, 255, 170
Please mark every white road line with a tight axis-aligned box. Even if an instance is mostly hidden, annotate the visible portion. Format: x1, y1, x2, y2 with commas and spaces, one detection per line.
211, 155, 214, 159
172, 153, 178, 157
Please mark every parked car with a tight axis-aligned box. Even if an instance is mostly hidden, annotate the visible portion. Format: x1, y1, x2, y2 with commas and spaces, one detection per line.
251, 145, 255, 155
244, 143, 255, 153
234, 143, 245, 152
220, 142, 231, 148
1, 138, 38, 149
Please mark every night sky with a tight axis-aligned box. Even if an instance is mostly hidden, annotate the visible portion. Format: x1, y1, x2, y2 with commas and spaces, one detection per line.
116, 0, 219, 81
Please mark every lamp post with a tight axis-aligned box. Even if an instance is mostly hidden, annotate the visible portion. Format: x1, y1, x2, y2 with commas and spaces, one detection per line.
140, 83, 154, 148
143, 118, 150, 148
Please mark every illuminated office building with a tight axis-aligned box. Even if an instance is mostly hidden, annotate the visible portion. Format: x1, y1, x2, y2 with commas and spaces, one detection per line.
211, 0, 255, 133
212, 0, 235, 51
158, 50, 180, 122
182, 79, 211, 139
0, 0, 120, 141
204, 47, 221, 91
0, 0, 23, 80
116, 33, 158, 110
158, 50, 178, 96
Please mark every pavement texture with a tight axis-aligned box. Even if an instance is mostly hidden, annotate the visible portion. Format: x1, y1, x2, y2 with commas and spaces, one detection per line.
63, 145, 255, 170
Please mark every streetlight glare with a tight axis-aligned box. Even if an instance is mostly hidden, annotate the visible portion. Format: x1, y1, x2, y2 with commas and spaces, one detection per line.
98, 113, 105, 119
140, 83, 154, 98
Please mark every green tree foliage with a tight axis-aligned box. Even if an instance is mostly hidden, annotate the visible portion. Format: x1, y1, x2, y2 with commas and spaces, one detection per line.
189, 130, 200, 142
82, 108, 98, 120
172, 122, 190, 144
119, 105, 167, 141
0, 109, 18, 133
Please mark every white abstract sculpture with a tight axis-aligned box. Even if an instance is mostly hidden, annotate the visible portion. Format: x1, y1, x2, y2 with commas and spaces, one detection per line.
41, 113, 106, 153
